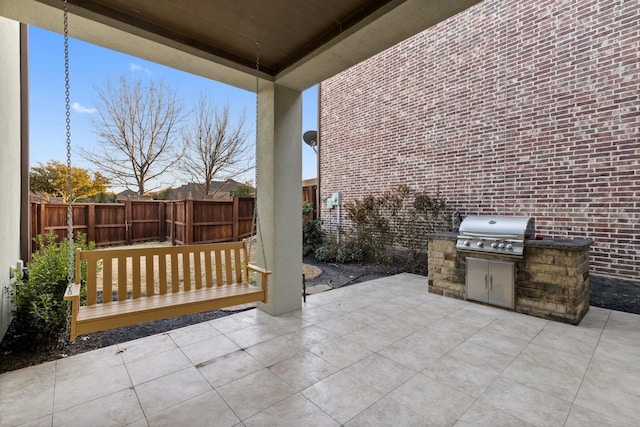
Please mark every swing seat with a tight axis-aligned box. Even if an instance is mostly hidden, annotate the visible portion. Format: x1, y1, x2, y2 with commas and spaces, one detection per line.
64, 240, 269, 342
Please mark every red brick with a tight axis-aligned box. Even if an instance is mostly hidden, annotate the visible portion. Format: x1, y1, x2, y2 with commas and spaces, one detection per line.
319, 0, 639, 282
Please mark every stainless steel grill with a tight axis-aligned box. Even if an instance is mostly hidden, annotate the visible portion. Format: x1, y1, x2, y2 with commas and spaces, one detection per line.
456, 215, 535, 258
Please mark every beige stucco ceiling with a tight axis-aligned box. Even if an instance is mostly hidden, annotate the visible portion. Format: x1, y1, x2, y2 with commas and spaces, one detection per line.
0, 0, 481, 91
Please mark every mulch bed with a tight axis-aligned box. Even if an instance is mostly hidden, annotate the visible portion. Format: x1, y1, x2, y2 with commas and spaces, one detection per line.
1, 259, 637, 374
589, 275, 640, 316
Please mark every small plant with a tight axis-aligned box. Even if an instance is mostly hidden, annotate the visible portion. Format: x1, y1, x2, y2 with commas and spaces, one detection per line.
7, 232, 94, 347
302, 201, 314, 217
303, 219, 324, 256
314, 243, 337, 262
335, 239, 365, 263
312, 239, 365, 264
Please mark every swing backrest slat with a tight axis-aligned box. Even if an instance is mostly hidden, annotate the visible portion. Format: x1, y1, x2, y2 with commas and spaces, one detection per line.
75, 241, 255, 306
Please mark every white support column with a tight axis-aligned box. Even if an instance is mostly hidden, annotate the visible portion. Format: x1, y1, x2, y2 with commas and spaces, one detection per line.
0, 17, 23, 340
256, 82, 303, 315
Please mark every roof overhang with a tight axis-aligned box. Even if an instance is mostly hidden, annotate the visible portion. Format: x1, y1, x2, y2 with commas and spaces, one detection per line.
0, 0, 481, 91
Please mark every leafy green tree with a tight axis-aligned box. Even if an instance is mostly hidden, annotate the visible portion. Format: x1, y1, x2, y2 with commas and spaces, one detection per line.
232, 182, 255, 197
152, 187, 173, 200
79, 191, 117, 203
30, 160, 109, 202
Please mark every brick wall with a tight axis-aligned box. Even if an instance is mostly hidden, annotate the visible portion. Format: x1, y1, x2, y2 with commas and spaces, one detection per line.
319, 0, 639, 282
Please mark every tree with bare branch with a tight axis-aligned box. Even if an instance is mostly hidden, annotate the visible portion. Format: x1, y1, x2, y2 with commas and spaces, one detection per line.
82, 76, 184, 195
181, 95, 252, 196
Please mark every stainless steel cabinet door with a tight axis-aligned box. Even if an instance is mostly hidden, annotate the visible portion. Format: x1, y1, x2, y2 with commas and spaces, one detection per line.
466, 258, 489, 303
466, 258, 514, 309
488, 260, 514, 309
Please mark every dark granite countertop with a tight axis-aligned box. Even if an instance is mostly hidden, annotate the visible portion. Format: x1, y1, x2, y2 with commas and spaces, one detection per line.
426, 232, 593, 250
426, 232, 458, 240
525, 238, 593, 250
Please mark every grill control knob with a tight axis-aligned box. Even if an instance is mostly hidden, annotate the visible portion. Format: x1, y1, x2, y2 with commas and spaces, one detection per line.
506, 244, 513, 250
463, 240, 470, 246
498, 243, 505, 249
477, 241, 484, 248
491, 242, 498, 249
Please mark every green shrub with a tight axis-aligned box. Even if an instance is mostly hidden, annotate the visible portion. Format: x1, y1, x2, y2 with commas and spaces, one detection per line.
302, 201, 314, 217
303, 219, 324, 257
314, 244, 337, 262
313, 240, 365, 264
335, 239, 365, 264
8, 232, 94, 346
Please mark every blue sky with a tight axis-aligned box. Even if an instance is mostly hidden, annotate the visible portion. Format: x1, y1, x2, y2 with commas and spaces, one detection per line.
29, 26, 319, 192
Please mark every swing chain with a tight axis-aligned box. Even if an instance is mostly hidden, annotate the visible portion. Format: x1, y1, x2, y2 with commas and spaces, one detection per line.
63, 0, 74, 284
62, 0, 75, 339
253, 41, 260, 201
249, 41, 268, 270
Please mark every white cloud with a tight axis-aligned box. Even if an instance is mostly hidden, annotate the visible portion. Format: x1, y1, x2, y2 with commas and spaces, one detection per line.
130, 62, 152, 75
71, 102, 97, 114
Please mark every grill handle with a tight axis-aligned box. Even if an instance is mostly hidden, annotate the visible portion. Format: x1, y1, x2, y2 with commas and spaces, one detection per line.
484, 273, 488, 289
490, 275, 493, 290
458, 232, 521, 240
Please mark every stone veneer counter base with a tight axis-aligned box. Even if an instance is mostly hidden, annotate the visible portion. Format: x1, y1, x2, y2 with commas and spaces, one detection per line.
427, 232, 593, 324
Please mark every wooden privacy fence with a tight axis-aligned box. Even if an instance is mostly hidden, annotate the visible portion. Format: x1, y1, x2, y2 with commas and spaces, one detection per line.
30, 198, 255, 251
302, 180, 318, 225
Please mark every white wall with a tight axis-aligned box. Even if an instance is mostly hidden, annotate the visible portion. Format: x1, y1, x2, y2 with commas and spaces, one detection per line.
0, 17, 23, 340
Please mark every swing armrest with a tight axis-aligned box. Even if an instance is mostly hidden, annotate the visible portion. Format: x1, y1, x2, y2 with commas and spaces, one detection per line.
247, 264, 271, 300
64, 283, 81, 302
247, 264, 271, 275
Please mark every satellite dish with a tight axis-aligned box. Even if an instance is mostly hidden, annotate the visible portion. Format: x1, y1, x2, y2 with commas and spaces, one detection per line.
303, 130, 317, 147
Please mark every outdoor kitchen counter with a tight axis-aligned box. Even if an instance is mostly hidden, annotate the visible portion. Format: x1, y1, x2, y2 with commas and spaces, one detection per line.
525, 238, 593, 250
425, 232, 593, 249
426, 233, 593, 324
426, 232, 458, 240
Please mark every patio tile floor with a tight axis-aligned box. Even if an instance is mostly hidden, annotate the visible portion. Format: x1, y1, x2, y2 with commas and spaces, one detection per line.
1, 273, 639, 426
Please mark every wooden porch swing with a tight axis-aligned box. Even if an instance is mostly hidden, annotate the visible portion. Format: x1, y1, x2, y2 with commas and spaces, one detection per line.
61, 2, 270, 342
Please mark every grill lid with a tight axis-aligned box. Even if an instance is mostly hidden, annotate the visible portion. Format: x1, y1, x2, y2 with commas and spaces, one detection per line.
456, 215, 535, 258
458, 215, 535, 239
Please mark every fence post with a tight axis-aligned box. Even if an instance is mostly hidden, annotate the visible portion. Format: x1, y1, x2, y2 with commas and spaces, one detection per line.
87, 204, 96, 244
30, 203, 35, 254
125, 199, 132, 245
31, 202, 41, 253
312, 184, 318, 220
186, 200, 194, 245
158, 201, 166, 242
170, 202, 176, 245
39, 202, 46, 236
232, 197, 239, 241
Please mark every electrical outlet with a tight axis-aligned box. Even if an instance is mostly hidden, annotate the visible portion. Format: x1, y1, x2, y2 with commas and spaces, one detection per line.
10, 260, 24, 279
